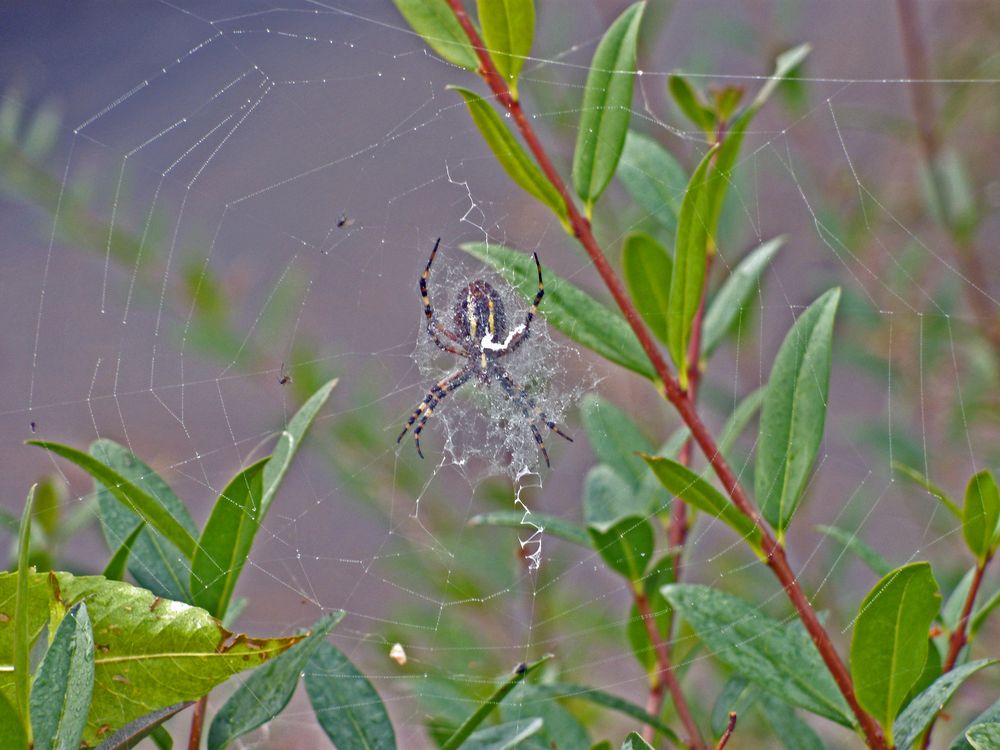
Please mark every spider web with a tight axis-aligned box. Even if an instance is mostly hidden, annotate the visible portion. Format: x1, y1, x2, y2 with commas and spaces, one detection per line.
2, 1, 998, 747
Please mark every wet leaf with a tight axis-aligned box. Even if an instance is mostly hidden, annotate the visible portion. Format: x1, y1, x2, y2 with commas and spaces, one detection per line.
617, 131, 688, 237
477, 0, 534, 94
469, 511, 590, 547
622, 232, 672, 344
580, 394, 653, 487
94, 702, 192, 750
101, 522, 146, 582
392, 0, 479, 70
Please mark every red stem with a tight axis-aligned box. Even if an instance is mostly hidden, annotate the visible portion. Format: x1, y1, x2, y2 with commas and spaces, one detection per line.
920, 555, 991, 749
635, 589, 706, 749
442, 3, 886, 748
188, 695, 208, 750
715, 712, 738, 750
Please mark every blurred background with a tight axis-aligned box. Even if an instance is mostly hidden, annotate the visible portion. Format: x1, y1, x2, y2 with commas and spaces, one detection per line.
1, 1, 998, 746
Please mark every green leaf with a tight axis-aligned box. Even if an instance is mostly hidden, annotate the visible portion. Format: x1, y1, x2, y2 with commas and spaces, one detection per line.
101, 522, 146, 582
668, 75, 714, 135
261, 377, 337, 519
584, 464, 653, 580
14, 485, 34, 735
450, 86, 568, 226
893, 659, 995, 750
305, 640, 396, 750
971, 586, 1000, 637
190, 459, 269, 618
755, 288, 840, 538
850, 562, 941, 743
667, 145, 718, 382
966, 723, 1000, 750
94, 702, 192, 750
642, 456, 762, 552
621, 732, 654, 749
392, 0, 479, 70
30, 441, 198, 560
0, 691, 27, 750
572, 2, 645, 210
502, 684, 590, 750
891, 461, 961, 518
207, 611, 345, 750
469, 511, 590, 547
622, 232, 672, 344
758, 693, 827, 750
717, 386, 767, 457
462, 242, 655, 378
711, 676, 755, 737
580, 395, 654, 488
963, 471, 999, 560
701, 236, 785, 356
476, 0, 534, 94
617, 131, 688, 237
0, 572, 301, 745
528, 684, 678, 743
951, 699, 1000, 750
463, 718, 544, 749
942, 568, 977, 632
30, 602, 94, 750
440, 654, 552, 750
662, 584, 852, 726
32, 476, 63, 538
816, 525, 892, 577
90, 439, 197, 603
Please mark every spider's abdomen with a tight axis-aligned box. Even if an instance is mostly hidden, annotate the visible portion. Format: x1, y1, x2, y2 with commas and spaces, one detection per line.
454, 280, 508, 343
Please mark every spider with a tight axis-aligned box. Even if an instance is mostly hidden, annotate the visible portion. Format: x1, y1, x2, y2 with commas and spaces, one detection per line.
397, 239, 572, 467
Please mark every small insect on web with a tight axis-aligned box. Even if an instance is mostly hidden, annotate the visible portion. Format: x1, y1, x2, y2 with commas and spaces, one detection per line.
397, 238, 573, 469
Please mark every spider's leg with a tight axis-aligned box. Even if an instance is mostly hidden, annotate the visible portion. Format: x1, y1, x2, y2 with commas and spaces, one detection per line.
492, 366, 572, 468
421, 238, 468, 357
398, 367, 473, 459
495, 252, 543, 359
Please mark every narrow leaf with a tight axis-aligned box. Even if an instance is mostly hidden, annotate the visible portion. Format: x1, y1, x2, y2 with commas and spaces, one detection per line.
29, 441, 198, 559
667, 75, 714, 135
90, 439, 197, 603
622, 732, 654, 749
755, 288, 840, 537
0, 691, 27, 750
261, 378, 337, 519
469, 511, 590, 547
95, 702, 192, 750
450, 86, 567, 225
190, 459, 269, 618
667, 145, 719, 381
951, 698, 1000, 750
462, 242, 655, 378
966, 724, 1000, 750
528, 683, 678, 743
850, 562, 941, 743
702, 236, 785, 356
584, 465, 648, 531
207, 610, 345, 750
663, 584, 852, 725
758, 693, 827, 750
617, 131, 688, 236
971, 586, 1000, 637
305, 641, 396, 750
891, 461, 961, 518
462, 717, 543, 749
622, 232, 672, 344
101, 522, 146, 581
893, 659, 995, 750
572, 2, 645, 209
816, 525, 893, 577
14, 486, 34, 734
392, 0, 479, 70
580, 394, 654, 487
963, 471, 999, 560
0, 572, 302, 745
643, 456, 762, 551
30, 602, 95, 750
477, 0, 534, 93
441, 654, 552, 750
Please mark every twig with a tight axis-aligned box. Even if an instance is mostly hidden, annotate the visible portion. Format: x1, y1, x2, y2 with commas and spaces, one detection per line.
187, 695, 208, 750
894, 0, 1000, 363
715, 712, 738, 750
920, 555, 992, 749
442, 3, 886, 747
635, 588, 706, 749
